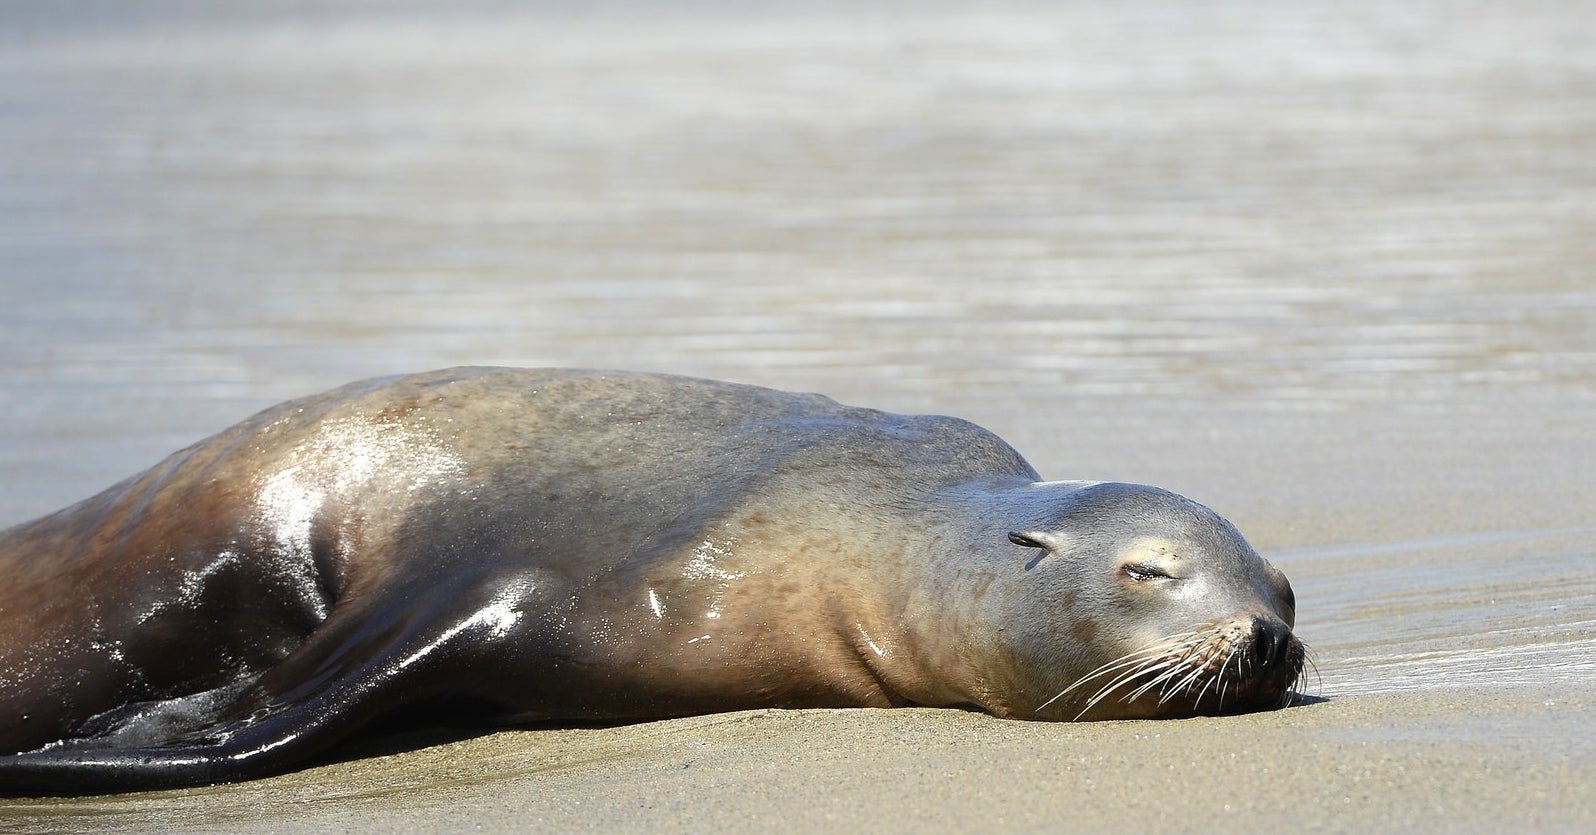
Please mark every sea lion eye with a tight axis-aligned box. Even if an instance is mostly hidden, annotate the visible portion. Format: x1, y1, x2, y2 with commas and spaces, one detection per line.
1122, 563, 1169, 582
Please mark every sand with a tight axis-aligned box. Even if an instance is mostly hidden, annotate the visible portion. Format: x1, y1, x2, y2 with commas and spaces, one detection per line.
5, 694, 1593, 833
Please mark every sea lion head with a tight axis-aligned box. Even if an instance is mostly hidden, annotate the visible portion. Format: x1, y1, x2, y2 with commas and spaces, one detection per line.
1000, 482, 1304, 721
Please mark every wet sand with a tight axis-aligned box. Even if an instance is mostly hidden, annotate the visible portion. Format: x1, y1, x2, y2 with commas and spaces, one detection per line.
2, 1, 1594, 831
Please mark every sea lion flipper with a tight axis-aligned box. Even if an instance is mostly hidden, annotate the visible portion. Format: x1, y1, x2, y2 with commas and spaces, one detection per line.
0, 578, 516, 795
0, 680, 361, 794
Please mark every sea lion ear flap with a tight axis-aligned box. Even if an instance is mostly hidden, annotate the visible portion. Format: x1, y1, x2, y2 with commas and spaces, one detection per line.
1008, 531, 1067, 553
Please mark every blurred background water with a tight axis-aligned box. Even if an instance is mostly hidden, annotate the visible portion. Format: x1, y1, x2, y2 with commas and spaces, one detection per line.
1, 0, 1594, 699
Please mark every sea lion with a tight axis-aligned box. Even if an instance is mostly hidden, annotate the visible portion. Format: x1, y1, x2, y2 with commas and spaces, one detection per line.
0, 367, 1304, 794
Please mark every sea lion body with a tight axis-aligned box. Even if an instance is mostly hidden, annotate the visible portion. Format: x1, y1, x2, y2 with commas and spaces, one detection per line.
0, 368, 1302, 793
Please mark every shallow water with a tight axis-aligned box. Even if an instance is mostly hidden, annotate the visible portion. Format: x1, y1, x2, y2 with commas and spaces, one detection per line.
1, 0, 1594, 829
1286, 526, 1596, 694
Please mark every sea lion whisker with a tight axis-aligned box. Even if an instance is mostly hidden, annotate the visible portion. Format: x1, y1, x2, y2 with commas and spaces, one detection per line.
1076, 651, 1198, 717
1103, 630, 1228, 707
1233, 641, 1251, 697
1159, 659, 1213, 706
1061, 650, 1171, 694
1114, 656, 1187, 695
1080, 670, 1177, 717
1301, 646, 1322, 695
1151, 662, 1200, 705
1123, 650, 1210, 703
1204, 643, 1245, 711
1130, 666, 1192, 704
1080, 632, 1203, 690
1162, 635, 1225, 697
1072, 631, 1202, 683
1069, 656, 1181, 715
1036, 631, 1201, 713
1277, 644, 1316, 706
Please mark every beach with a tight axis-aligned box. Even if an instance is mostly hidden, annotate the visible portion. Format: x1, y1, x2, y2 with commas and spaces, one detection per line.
1, 1, 1593, 831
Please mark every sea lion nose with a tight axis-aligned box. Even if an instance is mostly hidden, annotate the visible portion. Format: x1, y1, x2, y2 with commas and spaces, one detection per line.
1251, 617, 1292, 668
